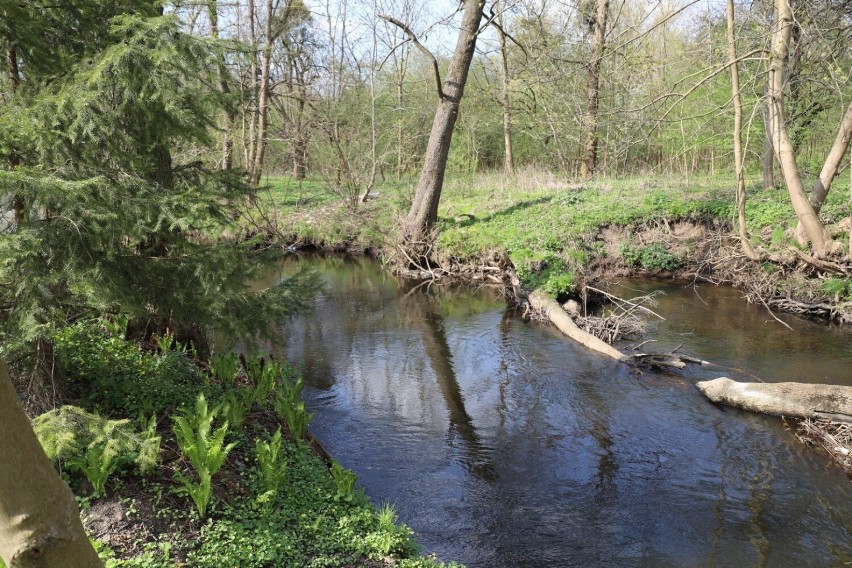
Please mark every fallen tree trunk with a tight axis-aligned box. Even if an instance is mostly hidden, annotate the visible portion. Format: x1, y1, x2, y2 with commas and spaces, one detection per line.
528, 290, 629, 362
697, 377, 852, 423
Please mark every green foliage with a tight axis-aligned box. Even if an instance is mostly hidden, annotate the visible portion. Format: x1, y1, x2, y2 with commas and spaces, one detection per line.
254, 428, 288, 510
620, 243, 682, 271
330, 460, 358, 503
221, 387, 253, 430
33, 405, 160, 496
172, 394, 237, 518
53, 321, 215, 416
209, 352, 240, 384
820, 278, 852, 300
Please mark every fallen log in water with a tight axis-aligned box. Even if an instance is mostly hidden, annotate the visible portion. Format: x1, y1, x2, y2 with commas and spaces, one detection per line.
528, 290, 629, 362
697, 377, 852, 423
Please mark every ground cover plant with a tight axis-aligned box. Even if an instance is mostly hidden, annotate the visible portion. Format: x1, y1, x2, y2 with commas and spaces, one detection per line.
37, 320, 460, 567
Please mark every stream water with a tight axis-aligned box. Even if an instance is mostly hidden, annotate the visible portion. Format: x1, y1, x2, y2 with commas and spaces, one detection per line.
258, 256, 852, 567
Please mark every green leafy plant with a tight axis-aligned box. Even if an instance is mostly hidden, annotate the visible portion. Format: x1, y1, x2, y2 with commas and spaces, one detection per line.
254, 428, 287, 510
34, 406, 160, 497
210, 352, 240, 384
222, 387, 254, 430
172, 394, 237, 518
330, 460, 357, 502
276, 398, 313, 442
820, 277, 852, 300
620, 243, 681, 271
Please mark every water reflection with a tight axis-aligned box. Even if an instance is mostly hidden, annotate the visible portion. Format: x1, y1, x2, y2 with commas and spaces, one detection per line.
258, 258, 852, 567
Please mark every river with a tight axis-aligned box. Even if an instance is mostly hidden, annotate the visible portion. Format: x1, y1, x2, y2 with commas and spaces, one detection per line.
260, 256, 852, 567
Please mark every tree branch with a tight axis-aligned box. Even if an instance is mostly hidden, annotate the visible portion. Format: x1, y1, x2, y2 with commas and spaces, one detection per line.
378, 14, 445, 100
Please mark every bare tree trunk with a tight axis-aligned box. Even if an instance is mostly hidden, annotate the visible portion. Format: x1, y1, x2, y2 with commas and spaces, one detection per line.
767, 0, 829, 256
403, 0, 486, 244
808, 102, 852, 215
7, 43, 20, 90
0, 360, 102, 568
580, 0, 609, 180
246, 0, 259, 170
207, 1, 235, 171
293, 96, 308, 180
727, 0, 762, 261
763, 107, 775, 189
497, 2, 514, 176
249, 0, 276, 186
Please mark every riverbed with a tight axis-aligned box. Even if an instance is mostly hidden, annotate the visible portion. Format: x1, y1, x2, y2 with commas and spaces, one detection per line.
262, 256, 852, 567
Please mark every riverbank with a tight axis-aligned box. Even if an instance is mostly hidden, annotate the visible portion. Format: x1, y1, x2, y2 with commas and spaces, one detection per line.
27, 321, 460, 567
258, 171, 852, 323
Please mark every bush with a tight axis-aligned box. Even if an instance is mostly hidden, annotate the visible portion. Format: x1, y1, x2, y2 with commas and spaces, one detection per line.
621, 243, 682, 271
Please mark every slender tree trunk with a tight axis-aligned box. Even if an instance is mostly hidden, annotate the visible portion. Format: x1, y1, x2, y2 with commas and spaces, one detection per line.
497, 2, 514, 176
727, 0, 761, 261
762, 103, 776, 189
809, 102, 852, 214
580, 0, 609, 180
293, 96, 307, 180
249, 0, 276, 187
0, 360, 102, 568
767, 0, 828, 255
246, 0, 259, 170
404, 0, 486, 243
7, 43, 20, 90
207, 1, 235, 171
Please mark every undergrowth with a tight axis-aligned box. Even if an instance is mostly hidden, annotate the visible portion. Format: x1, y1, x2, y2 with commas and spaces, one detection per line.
40, 320, 459, 567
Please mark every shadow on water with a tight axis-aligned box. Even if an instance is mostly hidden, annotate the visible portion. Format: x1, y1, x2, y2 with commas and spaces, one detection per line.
246, 257, 852, 568
399, 281, 496, 481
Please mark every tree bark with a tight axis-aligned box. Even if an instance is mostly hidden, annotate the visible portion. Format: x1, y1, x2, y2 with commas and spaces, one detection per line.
403, 0, 486, 244
580, 0, 609, 180
249, 0, 276, 186
727, 0, 762, 261
0, 360, 102, 568
762, 107, 775, 189
496, 1, 514, 177
808, 101, 852, 215
207, 1, 235, 171
697, 377, 852, 423
767, 0, 829, 255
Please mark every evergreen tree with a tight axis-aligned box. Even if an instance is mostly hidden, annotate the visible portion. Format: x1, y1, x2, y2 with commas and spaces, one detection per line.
0, 5, 315, 366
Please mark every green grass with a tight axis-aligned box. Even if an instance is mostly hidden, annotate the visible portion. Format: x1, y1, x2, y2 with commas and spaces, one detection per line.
266, 169, 845, 295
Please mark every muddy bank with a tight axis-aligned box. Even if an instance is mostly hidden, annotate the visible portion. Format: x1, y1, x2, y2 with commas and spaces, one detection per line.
269, 213, 852, 325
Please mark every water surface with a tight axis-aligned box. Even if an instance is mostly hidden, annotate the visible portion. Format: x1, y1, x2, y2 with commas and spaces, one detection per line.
266, 257, 852, 567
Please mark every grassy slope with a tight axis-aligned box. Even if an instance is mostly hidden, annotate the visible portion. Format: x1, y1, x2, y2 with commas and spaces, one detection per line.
266, 170, 852, 300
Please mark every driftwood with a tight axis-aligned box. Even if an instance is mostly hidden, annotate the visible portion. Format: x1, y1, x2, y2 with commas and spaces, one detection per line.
697, 377, 852, 423
528, 290, 629, 362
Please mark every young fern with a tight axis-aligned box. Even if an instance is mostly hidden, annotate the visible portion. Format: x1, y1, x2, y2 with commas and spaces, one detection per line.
254, 427, 287, 510
33, 405, 161, 497
172, 394, 237, 517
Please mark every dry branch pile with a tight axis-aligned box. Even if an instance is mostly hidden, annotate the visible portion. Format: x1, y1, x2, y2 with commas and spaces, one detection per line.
796, 419, 852, 475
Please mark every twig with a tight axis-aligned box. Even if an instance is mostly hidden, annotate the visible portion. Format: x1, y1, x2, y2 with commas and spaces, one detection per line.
586, 286, 666, 320
758, 293, 794, 330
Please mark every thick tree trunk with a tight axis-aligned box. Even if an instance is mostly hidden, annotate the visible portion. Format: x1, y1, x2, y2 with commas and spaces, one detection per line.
497, 2, 514, 177
403, 0, 486, 244
767, 0, 829, 255
727, 0, 762, 261
697, 377, 852, 422
580, 0, 609, 180
0, 360, 102, 568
